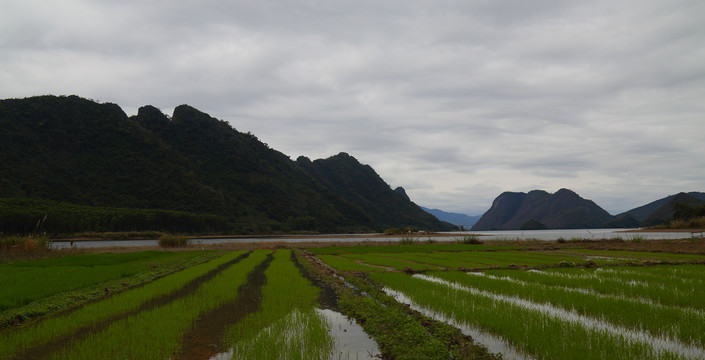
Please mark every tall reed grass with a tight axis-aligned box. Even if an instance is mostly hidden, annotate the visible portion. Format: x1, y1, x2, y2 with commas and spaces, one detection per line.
158, 235, 189, 248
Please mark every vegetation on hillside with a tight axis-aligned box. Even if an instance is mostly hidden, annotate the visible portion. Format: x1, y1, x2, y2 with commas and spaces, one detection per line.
0, 95, 452, 235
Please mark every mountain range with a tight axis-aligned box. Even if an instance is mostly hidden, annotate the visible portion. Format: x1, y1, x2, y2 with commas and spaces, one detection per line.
0, 95, 452, 234
420, 207, 481, 229
470, 189, 705, 231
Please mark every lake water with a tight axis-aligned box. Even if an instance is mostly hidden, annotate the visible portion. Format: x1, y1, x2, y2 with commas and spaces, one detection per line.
50, 228, 700, 249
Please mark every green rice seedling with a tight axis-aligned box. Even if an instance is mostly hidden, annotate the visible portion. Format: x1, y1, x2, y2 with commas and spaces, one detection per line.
0, 251, 209, 313
342, 253, 441, 271
225, 250, 326, 348
373, 272, 701, 359
0, 251, 245, 359
539, 267, 705, 310
316, 254, 383, 272
47, 251, 269, 360
307, 243, 523, 255
432, 270, 705, 347
229, 308, 333, 360
560, 249, 705, 263
336, 284, 474, 359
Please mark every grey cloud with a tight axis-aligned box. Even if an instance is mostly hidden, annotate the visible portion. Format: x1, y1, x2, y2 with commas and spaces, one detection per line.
1, 0, 703, 215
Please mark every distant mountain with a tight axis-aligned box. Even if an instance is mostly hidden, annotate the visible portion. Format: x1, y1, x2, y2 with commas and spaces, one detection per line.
617, 192, 705, 223
641, 192, 705, 227
471, 189, 613, 230
421, 207, 481, 229
0, 95, 452, 234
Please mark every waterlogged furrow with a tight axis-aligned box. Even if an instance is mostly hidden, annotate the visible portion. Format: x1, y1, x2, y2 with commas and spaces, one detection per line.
48, 250, 270, 360
0, 250, 247, 359
415, 274, 705, 359
439, 271, 705, 347
382, 286, 532, 360
227, 308, 333, 360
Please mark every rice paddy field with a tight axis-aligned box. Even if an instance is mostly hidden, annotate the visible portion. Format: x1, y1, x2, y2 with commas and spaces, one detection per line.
310, 242, 705, 360
1, 238, 704, 359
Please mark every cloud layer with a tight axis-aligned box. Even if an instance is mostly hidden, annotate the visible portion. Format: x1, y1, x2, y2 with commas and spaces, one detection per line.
2, 0, 703, 214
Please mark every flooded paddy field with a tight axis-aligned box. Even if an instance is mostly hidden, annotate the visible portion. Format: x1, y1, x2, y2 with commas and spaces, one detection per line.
2, 240, 704, 359
311, 243, 705, 359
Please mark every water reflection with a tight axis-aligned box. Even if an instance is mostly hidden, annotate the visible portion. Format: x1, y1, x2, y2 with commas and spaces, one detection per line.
317, 308, 380, 359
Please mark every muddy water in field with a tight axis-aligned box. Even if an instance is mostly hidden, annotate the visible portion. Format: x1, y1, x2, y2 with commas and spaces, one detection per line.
16, 251, 253, 360
291, 252, 381, 359
176, 253, 274, 360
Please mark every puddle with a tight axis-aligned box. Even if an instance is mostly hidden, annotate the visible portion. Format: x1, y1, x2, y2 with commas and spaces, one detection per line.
176, 253, 274, 359
16, 251, 253, 359
382, 287, 531, 360
317, 308, 381, 359
415, 274, 705, 360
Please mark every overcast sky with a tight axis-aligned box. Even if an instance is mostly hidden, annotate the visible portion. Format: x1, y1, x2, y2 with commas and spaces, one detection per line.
2, 0, 703, 215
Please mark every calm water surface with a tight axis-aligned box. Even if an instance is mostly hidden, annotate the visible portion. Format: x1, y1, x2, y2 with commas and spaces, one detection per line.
51, 229, 699, 249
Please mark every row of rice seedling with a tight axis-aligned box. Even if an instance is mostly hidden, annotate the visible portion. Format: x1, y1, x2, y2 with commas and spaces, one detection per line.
45, 250, 270, 360
226, 308, 332, 360
486, 266, 705, 310
399, 250, 586, 268
340, 250, 588, 271
0, 250, 209, 312
372, 272, 703, 360
342, 253, 442, 271
315, 254, 384, 272
584, 265, 705, 290
560, 249, 705, 263
225, 250, 334, 359
431, 270, 705, 347
0, 250, 247, 359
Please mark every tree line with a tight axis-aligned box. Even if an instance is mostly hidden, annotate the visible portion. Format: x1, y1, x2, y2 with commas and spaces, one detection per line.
0, 198, 229, 236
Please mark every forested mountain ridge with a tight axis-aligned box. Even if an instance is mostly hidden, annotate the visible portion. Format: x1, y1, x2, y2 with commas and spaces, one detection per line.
0, 95, 452, 234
